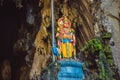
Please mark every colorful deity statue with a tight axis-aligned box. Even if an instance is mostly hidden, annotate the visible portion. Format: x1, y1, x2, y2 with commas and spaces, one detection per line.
56, 16, 76, 59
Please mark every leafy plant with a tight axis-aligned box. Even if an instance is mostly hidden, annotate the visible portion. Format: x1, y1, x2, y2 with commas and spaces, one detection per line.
82, 39, 102, 53
82, 37, 116, 80
102, 32, 112, 39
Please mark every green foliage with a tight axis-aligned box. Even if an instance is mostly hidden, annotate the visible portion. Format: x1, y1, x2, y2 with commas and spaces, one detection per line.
82, 37, 116, 80
104, 44, 111, 53
99, 51, 106, 80
102, 32, 112, 39
82, 39, 102, 52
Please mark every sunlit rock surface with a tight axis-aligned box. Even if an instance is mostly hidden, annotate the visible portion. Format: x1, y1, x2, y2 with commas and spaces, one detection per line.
101, 0, 120, 75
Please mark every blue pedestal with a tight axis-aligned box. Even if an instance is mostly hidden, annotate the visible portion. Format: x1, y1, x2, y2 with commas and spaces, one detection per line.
58, 60, 84, 80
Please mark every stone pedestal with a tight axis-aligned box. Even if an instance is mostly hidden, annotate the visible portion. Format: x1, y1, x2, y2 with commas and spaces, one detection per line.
58, 60, 84, 80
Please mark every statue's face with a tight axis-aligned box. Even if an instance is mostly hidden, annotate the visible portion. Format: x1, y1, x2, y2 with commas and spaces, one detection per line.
64, 21, 69, 28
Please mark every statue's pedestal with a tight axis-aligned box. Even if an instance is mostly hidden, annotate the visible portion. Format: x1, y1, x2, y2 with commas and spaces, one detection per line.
58, 60, 84, 80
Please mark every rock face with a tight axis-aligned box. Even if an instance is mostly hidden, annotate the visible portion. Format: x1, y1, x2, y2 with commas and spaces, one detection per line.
1, 60, 11, 80
101, 0, 120, 75
29, 0, 52, 79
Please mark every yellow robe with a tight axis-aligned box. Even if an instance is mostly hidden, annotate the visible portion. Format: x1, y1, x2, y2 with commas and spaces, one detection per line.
61, 42, 73, 58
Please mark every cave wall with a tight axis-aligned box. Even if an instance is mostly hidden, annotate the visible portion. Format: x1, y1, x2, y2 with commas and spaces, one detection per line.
101, 0, 120, 75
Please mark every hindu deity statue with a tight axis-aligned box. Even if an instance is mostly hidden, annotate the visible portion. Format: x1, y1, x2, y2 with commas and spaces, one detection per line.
56, 16, 76, 59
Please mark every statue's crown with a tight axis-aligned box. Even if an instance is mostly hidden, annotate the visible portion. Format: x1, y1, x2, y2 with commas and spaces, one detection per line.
58, 16, 71, 28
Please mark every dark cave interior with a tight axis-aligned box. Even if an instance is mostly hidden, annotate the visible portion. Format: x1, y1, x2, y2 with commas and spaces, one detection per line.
0, 0, 27, 79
